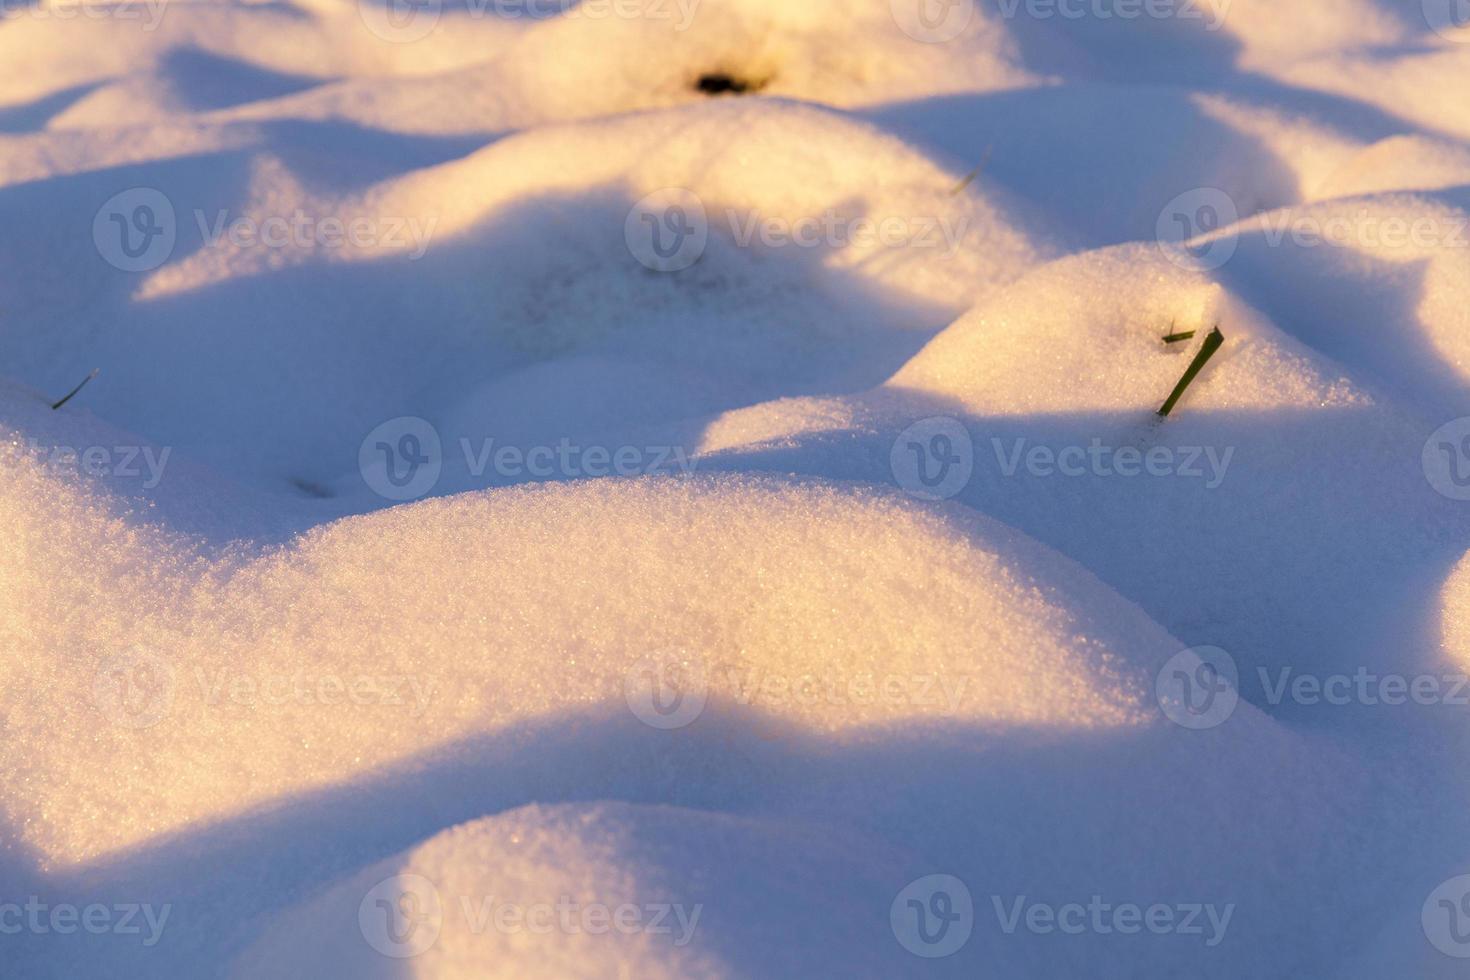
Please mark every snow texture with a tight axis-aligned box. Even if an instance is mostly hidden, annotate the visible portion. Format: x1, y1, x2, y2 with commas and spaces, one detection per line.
2, 0, 1470, 976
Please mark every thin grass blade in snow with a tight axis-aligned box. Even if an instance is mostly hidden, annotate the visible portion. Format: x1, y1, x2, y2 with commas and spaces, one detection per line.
1157, 327, 1223, 417
51, 368, 99, 410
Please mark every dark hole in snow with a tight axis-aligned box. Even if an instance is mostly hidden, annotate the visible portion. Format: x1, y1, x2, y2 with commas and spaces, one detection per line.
291, 477, 335, 499
696, 73, 758, 96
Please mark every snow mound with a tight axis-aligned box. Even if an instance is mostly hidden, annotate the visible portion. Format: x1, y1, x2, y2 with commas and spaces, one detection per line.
683, 244, 1467, 706
1271, 45, 1470, 141
888, 243, 1363, 416
1220, 0, 1413, 63
228, 802, 918, 978
2, 467, 1171, 866
1, 97, 1046, 491
1317, 135, 1470, 198
1214, 194, 1470, 417
1437, 551, 1470, 685
863, 86, 1305, 251
6, 0, 1470, 974
2, 0, 1038, 137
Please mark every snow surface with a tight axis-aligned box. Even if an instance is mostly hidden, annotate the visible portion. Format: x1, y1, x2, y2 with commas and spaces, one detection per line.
3, 0, 1470, 977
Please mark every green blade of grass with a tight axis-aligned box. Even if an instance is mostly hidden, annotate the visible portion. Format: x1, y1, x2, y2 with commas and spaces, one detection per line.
949, 146, 993, 196
1157, 327, 1224, 418
51, 368, 99, 411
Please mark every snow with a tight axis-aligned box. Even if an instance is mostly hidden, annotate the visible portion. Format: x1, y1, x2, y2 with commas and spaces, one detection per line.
228, 803, 920, 978
3, 0, 1470, 976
